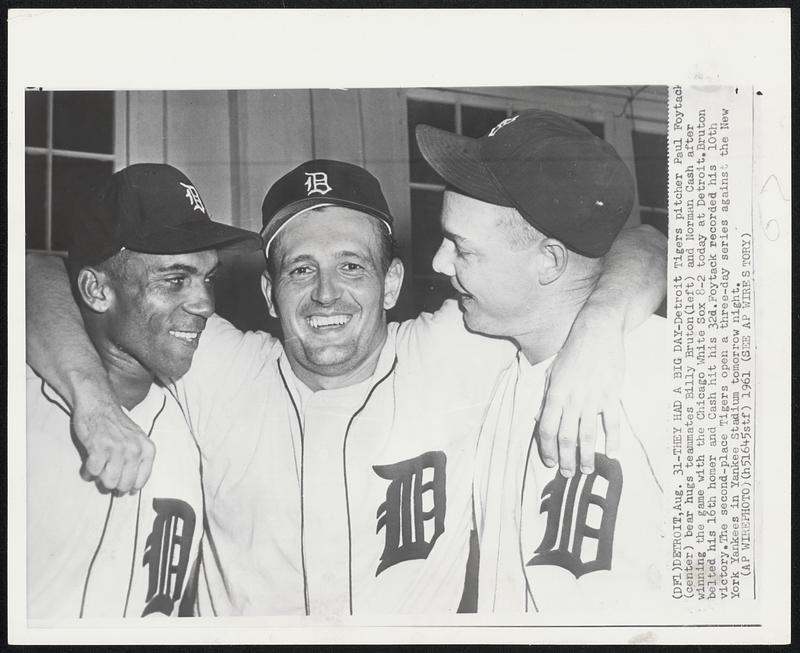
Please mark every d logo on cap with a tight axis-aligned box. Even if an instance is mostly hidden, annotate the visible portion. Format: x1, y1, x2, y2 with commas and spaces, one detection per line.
304, 171, 332, 196
488, 115, 519, 138
179, 182, 207, 214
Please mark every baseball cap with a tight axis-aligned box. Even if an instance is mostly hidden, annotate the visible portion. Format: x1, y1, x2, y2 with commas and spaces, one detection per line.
69, 163, 262, 267
416, 110, 635, 257
261, 159, 394, 257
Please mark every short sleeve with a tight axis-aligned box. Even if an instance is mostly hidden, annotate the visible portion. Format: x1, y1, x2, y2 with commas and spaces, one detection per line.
397, 299, 518, 411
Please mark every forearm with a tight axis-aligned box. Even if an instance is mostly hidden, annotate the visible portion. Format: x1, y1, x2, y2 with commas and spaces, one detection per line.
583, 224, 667, 332
540, 225, 666, 474
26, 253, 156, 492
25, 252, 116, 409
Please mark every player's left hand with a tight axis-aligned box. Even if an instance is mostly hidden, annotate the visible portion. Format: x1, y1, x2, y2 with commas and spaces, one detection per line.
536, 304, 625, 478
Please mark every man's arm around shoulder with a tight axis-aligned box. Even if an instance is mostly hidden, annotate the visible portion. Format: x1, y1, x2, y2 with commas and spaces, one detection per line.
26, 252, 154, 493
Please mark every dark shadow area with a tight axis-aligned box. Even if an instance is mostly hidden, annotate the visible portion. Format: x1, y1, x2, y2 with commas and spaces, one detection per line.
214, 250, 280, 336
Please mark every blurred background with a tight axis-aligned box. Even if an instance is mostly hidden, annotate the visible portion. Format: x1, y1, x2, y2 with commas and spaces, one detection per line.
25, 86, 667, 332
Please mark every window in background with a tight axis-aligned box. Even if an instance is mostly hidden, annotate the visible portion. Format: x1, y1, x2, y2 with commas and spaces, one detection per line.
407, 98, 463, 315
632, 128, 669, 317
406, 95, 604, 315
25, 90, 116, 251
633, 130, 669, 236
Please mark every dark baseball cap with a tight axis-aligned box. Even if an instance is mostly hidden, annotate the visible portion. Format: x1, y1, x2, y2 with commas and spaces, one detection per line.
416, 110, 635, 257
261, 159, 394, 256
69, 163, 262, 267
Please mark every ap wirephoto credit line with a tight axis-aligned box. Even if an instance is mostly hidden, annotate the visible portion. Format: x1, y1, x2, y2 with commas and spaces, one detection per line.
669, 85, 756, 604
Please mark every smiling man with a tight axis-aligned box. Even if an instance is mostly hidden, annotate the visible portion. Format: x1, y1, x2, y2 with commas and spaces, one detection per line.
26, 158, 666, 615
25, 163, 260, 618
417, 109, 669, 614
175, 161, 508, 615
259, 179, 403, 389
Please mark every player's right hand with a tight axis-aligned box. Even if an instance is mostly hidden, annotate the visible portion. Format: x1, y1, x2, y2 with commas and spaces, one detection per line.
536, 303, 625, 478
72, 397, 155, 493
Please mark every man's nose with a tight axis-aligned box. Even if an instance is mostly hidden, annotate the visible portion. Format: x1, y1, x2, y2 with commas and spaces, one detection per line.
184, 281, 215, 318
311, 269, 342, 304
431, 240, 455, 276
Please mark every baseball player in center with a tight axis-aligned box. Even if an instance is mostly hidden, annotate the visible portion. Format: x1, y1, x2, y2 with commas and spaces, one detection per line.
26, 119, 666, 616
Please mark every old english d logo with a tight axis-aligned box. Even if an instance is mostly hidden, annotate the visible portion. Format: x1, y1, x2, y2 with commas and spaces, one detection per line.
141, 498, 196, 617
527, 454, 622, 578
373, 451, 446, 575
487, 114, 519, 137
304, 171, 332, 196
179, 182, 206, 213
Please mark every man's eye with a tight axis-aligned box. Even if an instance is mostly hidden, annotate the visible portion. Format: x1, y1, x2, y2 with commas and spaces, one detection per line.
166, 276, 187, 286
342, 262, 364, 272
289, 265, 313, 276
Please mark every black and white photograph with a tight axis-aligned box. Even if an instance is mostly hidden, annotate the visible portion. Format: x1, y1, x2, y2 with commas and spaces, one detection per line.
8, 9, 791, 646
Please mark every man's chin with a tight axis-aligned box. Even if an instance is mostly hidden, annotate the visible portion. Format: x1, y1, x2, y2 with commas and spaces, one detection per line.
460, 303, 479, 327
304, 343, 359, 372
462, 308, 500, 337
153, 360, 193, 384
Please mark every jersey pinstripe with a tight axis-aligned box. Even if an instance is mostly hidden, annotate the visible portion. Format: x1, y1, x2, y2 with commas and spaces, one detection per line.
474, 315, 671, 616
174, 300, 515, 615
26, 366, 203, 619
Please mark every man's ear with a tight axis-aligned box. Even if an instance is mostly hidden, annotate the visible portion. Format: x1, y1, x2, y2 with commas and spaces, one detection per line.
260, 270, 279, 319
383, 258, 405, 310
76, 267, 115, 313
537, 238, 569, 285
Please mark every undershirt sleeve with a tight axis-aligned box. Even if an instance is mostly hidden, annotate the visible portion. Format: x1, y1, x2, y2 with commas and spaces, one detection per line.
170, 314, 280, 449
400, 299, 518, 411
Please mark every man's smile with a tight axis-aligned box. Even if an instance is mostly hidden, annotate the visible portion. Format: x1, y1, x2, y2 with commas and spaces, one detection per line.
450, 279, 473, 302
306, 313, 353, 330
169, 328, 202, 347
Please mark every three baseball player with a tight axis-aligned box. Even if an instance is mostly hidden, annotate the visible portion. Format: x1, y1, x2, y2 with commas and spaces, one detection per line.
25, 111, 667, 616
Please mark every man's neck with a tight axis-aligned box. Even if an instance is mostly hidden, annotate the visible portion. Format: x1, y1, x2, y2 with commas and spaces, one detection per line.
86, 324, 154, 410
514, 288, 591, 366
109, 371, 154, 411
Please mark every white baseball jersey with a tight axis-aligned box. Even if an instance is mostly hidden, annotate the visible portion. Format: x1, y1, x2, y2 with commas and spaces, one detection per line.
26, 366, 203, 619
173, 300, 515, 615
474, 315, 670, 616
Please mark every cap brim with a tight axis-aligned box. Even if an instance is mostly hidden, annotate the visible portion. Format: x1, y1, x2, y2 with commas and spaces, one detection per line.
261, 197, 393, 246
415, 125, 511, 206
128, 220, 263, 255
